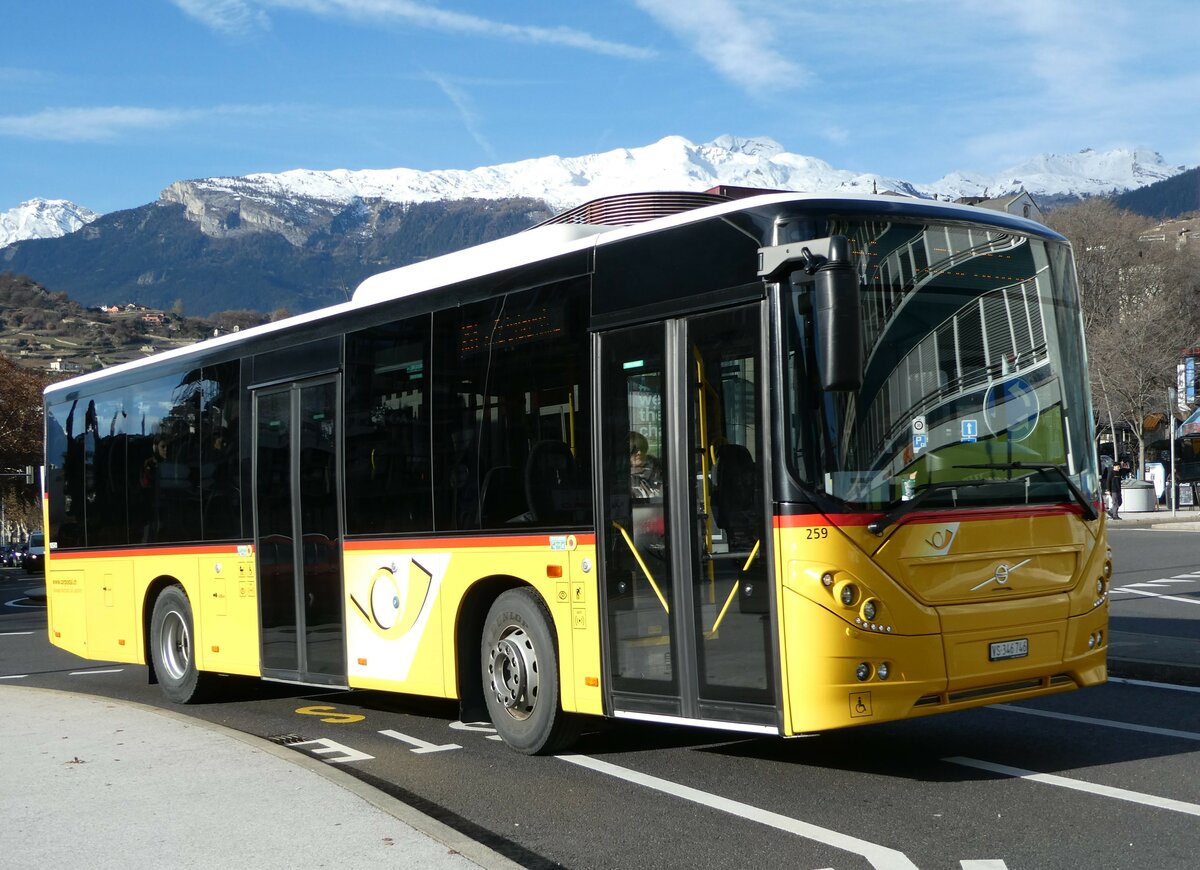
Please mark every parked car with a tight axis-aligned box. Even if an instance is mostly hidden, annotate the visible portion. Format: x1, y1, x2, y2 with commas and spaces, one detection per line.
24, 532, 45, 574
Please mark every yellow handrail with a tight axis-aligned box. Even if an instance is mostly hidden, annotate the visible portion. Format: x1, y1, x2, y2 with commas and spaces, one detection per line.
611, 521, 670, 615
706, 540, 761, 637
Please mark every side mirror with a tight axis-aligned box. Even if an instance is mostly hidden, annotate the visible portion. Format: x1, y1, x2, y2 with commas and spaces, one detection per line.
813, 236, 862, 391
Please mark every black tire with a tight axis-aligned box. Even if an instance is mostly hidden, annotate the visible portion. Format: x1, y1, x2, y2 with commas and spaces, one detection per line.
481, 588, 579, 755
149, 585, 210, 704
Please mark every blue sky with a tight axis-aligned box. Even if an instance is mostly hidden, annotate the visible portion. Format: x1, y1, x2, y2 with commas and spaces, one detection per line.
3, 0, 1198, 215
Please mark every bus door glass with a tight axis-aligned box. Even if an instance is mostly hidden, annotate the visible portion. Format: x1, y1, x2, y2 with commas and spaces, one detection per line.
253, 377, 346, 683
599, 303, 775, 723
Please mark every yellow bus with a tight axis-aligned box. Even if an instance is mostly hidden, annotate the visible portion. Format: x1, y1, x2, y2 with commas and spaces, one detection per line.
43, 190, 1110, 754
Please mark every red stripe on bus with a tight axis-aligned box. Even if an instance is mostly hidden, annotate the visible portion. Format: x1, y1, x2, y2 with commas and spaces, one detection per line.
345, 533, 597, 552
774, 503, 1084, 529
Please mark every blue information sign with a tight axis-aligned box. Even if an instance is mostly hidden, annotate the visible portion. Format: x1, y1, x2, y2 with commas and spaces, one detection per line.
983, 377, 1040, 442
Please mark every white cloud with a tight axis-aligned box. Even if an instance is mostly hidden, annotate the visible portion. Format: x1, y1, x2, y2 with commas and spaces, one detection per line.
0, 105, 272, 142
178, 0, 654, 59
0, 106, 197, 141
425, 72, 497, 161
633, 0, 807, 94
171, 0, 269, 36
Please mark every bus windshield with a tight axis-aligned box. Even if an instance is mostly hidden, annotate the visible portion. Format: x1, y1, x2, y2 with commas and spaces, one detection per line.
784, 217, 1099, 515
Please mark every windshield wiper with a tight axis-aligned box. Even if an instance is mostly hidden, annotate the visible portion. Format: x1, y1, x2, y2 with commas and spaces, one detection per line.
867, 478, 1004, 535
953, 461, 1099, 522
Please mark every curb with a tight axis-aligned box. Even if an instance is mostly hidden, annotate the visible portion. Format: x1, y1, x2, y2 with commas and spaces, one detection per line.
1107, 657, 1200, 688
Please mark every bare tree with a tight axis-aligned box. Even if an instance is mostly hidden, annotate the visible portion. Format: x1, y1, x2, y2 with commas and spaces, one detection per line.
1048, 201, 1200, 473
0, 355, 52, 540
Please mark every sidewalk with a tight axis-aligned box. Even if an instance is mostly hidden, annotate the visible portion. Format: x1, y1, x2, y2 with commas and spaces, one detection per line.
0, 685, 520, 870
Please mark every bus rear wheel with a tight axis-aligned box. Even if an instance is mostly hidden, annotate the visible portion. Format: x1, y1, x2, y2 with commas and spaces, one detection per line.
150, 585, 210, 704
482, 588, 579, 755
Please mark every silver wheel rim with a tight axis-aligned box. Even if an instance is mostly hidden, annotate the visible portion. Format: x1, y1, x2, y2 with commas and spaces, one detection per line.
488, 624, 539, 720
159, 608, 191, 681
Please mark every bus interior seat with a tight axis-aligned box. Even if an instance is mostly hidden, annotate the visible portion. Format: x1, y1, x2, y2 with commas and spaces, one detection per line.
525, 440, 582, 524
479, 465, 527, 526
712, 443, 758, 550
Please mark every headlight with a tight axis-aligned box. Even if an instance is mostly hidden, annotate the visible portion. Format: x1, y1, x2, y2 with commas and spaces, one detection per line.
840, 584, 858, 607
862, 599, 878, 622
855, 662, 871, 681
877, 662, 890, 680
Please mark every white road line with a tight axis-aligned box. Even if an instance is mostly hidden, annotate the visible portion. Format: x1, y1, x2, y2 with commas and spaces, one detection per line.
990, 704, 1200, 741
69, 668, 124, 675
961, 862, 1009, 869
1108, 676, 1200, 694
1117, 587, 1200, 604
0, 674, 28, 680
946, 756, 1200, 818
0, 631, 35, 636
559, 753, 918, 870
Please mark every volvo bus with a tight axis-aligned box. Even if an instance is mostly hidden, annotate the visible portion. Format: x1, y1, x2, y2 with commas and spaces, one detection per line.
43, 190, 1111, 754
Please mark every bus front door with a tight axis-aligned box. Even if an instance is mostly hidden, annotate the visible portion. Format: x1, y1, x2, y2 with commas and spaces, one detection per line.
598, 303, 778, 731
253, 377, 346, 686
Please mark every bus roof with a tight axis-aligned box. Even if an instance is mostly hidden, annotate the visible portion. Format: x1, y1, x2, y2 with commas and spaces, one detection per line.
45, 190, 1065, 397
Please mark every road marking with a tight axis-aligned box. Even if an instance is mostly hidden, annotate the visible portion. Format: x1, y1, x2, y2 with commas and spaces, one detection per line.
0, 631, 35, 636
450, 719, 504, 741
946, 756, 1200, 817
69, 668, 124, 675
559, 753, 918, 870
1108, 676, 1200, 694
991, 704, 1200, 741
2, 597, 44, 608
292, 737, 374, 764
379, 728, 461, 754
1116, 587, 1200, 605
0, 674, 28, 680
961, 862, 1009, 869
295, 704, 366, 724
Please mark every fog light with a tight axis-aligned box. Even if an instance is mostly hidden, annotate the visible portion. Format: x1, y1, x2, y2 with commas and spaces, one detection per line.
855, 662, 871, 681
1087, 634, 1096, 649
822, 572, 835, 587
877, 662, 890, 680
1097, 630, 1103, 646
862, 599, 878, 621
840, 584, 858, 607
1103, 560, 1112, 579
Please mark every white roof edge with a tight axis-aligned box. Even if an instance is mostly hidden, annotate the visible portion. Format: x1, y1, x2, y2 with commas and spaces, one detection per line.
351, 223, 609, 305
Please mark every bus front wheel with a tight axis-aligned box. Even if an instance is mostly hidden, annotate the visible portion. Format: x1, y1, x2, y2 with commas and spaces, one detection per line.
481, 588, 578, 754
150, 585, 210, 704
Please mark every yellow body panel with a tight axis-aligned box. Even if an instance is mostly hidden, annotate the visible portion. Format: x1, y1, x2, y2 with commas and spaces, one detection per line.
776, 511, 1109, 735
341, 534, 604, 716
46, 545, 260, 676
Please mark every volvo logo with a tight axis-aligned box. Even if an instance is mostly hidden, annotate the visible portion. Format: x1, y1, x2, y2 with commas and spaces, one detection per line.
971, 558, 1031, 592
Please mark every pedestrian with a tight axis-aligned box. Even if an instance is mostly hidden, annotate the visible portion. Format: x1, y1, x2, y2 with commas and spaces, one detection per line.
1104, 457, 1123, 520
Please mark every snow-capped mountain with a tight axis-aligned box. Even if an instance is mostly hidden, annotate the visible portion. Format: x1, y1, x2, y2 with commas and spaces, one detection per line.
2, 136, 1189, 247
162, 135, 1188, 221
0, 198, 98, 247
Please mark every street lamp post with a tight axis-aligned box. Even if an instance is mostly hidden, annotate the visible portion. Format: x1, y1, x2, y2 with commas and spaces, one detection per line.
1169, 387, 1177, 517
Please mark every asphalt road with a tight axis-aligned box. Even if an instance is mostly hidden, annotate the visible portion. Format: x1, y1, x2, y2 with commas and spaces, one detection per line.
3, 538, 1198, 869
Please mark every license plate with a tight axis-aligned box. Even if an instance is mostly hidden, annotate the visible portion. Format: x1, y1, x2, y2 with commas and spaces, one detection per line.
989, 638, 1029, 661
